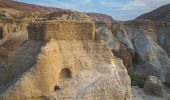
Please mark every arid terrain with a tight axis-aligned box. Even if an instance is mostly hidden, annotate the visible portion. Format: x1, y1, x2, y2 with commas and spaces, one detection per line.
0, 0, 170, 100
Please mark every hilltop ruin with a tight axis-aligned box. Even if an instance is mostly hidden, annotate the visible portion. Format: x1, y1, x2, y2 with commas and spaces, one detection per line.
0, 19, 131, 100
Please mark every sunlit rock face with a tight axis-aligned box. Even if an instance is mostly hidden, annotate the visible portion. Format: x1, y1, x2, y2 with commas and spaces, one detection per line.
0, 20, 131, 100
96, 20, 169, 86
123, 21, 170, 83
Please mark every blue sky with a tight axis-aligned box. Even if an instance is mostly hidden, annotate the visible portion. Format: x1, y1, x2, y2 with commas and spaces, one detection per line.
16, 0, 170, 20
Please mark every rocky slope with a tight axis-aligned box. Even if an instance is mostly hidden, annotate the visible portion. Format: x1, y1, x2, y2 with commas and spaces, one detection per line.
0, 17, 131, 100
0, 0, 170, 100
123, 20, 170, 84
87, 13, 114, 22
136, 4, 170, 22
0, 1, 132, 99
92, 7, 170, 99
0, 0, 64, 13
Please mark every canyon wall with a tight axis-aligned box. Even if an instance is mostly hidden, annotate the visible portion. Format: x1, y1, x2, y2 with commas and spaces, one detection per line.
96, 20, 170, 86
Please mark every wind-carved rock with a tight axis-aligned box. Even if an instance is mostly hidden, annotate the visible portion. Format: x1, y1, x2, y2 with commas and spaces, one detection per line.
0, 20, 132, 100
123, 20, 170, 84
0, 20, 29, 51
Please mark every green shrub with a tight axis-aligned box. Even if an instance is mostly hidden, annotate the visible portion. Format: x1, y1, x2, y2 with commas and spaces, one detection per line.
130, 74, 145, 88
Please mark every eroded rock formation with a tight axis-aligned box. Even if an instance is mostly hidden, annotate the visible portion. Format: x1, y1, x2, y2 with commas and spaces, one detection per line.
0, 19, 131, 100
0, 0, 170, 100
123, 20, 170, 84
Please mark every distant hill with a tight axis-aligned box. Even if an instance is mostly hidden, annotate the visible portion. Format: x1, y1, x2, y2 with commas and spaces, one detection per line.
0, 0, 64, 13
0, 0, 114, 21
136, 4, 170, 22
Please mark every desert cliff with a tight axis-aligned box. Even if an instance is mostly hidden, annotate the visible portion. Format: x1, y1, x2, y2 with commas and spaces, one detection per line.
0, 0, 170, 100
0, 10, 131, 100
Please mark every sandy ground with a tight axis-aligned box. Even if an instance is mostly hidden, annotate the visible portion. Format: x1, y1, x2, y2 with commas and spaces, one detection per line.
132, 86, 169, 100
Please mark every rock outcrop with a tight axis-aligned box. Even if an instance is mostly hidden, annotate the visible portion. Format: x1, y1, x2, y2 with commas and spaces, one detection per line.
0, 19, 131, 100
144, 76, 165, 96
28, 20, 95, 41
0, 0, 68, 51
94, 18, 170, 99
87, 13, 114, 22
94, 19, 170, 84
93, 18, 170, 90
123, 20, 170, 84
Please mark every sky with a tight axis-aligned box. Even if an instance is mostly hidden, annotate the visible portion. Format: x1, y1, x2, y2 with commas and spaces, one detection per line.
16, 0, 170, 21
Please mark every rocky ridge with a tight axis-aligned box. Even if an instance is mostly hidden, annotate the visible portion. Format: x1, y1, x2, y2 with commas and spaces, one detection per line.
136, 4, 170, 22
0, 0, 64, 13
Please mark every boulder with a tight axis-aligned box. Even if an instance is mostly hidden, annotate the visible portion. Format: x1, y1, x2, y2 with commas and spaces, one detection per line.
144, 76, 165, 96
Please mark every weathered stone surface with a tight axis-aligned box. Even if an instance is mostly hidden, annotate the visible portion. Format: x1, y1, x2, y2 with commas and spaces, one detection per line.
144, 76, 165, 96
156, 22, 170, 56
2, 1, 170, 100
44, 11, 92, 21
0, 20, 132, 100
95, 23, 133, 70
92, 14, 170, 99
96, 24, 120, 51
123, 21, 170, 84
28, 20, 95, 41
0, 40, 43, 86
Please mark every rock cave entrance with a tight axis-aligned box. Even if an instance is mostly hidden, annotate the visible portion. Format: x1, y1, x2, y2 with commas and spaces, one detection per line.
0, 27, 3, 39
54, 85, 61, 91
59, 68, 72, 79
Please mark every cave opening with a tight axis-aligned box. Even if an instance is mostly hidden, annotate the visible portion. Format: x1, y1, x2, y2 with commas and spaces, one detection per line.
0, 27, 3, 39
54, 85, 61, 91
59, 68, 72, 79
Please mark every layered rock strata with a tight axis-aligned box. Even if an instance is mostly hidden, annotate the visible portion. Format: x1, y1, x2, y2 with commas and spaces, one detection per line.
94, 19, 170, 86
0, 20, 131, 100
124, 21, 170, 83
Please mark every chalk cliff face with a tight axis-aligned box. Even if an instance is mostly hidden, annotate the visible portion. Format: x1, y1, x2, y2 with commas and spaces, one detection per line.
123, 21, 170, 83
0, 19, 131, 100
96, 18, 170, 98
96, 19, 170, 83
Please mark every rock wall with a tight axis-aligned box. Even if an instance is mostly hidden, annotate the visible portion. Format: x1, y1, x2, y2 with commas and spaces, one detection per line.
0, 21, 29, 50
0, 20, 132, 100
126, 21, 170, 83
28, 20, 95, 41
0, 40, 43, 86
105, 20, 170, 84
124, 20, 170, 54
95, 21, 134, 70
94, 19, 170, 88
